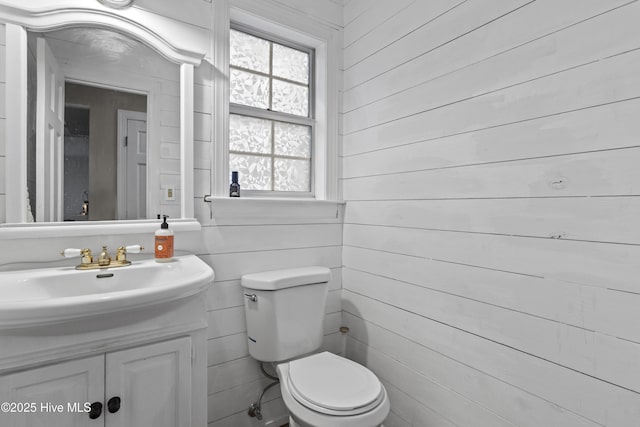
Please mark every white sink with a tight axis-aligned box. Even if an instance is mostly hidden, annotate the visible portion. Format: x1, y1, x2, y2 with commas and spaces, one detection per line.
0, 255, 214, 329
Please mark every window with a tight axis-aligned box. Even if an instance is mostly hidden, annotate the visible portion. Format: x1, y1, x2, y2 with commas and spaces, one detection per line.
229, 27, 314, 194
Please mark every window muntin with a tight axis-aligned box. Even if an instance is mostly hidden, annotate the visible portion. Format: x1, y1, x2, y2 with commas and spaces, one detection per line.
229, 27, 313, 194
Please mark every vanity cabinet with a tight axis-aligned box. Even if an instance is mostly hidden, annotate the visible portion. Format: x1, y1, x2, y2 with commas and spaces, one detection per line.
0, 285, 209, 427
0, 337, 192, 427
0, 354, 103, 426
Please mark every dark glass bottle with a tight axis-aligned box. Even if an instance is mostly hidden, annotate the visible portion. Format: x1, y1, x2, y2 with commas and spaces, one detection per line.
230, 171, 240, 197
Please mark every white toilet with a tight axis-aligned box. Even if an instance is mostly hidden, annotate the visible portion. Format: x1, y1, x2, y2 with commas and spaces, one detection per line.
241, 266, 390, 427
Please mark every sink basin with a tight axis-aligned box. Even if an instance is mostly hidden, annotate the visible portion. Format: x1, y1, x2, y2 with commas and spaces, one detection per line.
0, 255, 214, 329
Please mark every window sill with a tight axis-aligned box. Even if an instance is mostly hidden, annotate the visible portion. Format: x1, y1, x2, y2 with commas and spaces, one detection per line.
203, 197, 344, 225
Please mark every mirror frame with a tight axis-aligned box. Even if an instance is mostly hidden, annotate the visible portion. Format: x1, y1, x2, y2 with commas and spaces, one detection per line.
0, 0, 207, 235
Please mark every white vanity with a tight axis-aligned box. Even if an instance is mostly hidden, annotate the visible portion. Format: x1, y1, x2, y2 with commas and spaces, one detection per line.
0, 255, 214, 427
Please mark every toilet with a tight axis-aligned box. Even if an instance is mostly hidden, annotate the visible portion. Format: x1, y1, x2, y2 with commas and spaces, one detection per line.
241, 266, 390, 427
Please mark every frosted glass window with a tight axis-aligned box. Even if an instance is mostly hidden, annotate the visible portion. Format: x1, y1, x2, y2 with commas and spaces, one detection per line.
274, 122, 311, 158
274, 158, 310, 192
230, 153, 272, 190
230, 115, 312, 192
230, 30, 270, 73
230, 115, 272, 154
229, 27, 314, 194
230, 69, 269, 109
272, 80, 309, 116
273, 44, 309, 84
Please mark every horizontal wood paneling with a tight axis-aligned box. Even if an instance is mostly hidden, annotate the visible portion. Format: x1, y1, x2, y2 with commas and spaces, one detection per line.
201, 246, 341, 282
344, 267, 640, 392
342, 0, 640, 425
343, 0, 634, 108
344, 197, 640, 245
344, 312, 599, 427
344, 0, 457, 68
343, 246, 640, 343
348, 336, 516, 427
193, 224, 342, 254
344, 1, 640, 135
343, 0, 411, 46
343, 50, 640, 156
344, 223, 640, 293
343, 291, 640, 427
0, 57, 4, 219
270, 0, 343, 28
343, 148, 640, 200
342, 99, 640, 179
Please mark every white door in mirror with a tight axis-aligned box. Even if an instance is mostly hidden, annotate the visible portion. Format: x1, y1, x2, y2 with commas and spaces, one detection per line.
36, 37, 65, 222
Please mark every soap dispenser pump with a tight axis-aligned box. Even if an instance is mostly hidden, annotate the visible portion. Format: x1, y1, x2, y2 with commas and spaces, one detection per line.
155, 215, 174, 262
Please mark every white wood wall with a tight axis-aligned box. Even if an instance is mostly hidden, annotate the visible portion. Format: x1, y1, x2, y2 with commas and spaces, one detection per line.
202, 1, 344, 425
197, 207, 344, 426
0, 24, 5, 223
341, 0, 640, 426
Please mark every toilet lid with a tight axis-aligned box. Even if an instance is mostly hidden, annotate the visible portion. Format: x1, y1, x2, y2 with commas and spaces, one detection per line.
287, 352, 383, 414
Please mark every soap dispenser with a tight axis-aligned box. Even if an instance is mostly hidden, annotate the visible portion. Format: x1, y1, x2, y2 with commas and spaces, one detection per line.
155, 215, 174, 262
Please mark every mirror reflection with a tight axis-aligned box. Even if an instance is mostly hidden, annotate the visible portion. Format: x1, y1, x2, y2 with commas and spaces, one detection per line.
25, 27, 180, 222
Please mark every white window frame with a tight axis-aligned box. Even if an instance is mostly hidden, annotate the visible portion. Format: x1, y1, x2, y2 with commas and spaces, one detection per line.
229, 24, 315, 197
211, 0, 341, 201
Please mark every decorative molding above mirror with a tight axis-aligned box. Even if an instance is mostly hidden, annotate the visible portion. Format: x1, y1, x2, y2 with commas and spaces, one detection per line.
0, 0, 209, 236
0, 0, 207, 65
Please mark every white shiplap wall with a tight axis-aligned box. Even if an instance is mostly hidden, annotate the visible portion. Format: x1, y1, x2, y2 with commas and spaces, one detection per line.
0, 1, 344, 427
202, 1, 344, 425
0, 23, 5, 223
341, 1, 640, 426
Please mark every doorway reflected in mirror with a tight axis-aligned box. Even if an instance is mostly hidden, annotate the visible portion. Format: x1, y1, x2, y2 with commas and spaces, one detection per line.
63, 83, 147, 221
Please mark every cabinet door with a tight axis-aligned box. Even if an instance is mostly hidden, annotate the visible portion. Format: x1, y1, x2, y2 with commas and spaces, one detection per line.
104, 337, 191, 427
0, 355, 105, 427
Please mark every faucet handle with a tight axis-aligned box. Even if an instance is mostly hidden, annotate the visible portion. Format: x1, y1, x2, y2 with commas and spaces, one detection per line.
61, 248, 82, 258
61, 248, 93, 265
124, 245, 144, 254
115, 245, 144, 262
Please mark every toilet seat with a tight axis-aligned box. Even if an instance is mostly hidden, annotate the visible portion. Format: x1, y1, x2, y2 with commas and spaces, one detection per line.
286, 352, 385, 416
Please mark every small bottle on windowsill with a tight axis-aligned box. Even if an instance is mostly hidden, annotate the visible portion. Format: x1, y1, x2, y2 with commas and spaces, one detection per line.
229, 171, 240, 197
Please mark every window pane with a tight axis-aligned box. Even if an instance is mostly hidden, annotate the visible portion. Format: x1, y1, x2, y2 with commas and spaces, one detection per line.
272, 79, 308, 116
274, 158, 310, 191
273, 43, 309, 84
230, 69, 269, 109
230, 153, 272, 190
274, 122, 310, 158
230, 115, 272, 154
230, 29, 270, 73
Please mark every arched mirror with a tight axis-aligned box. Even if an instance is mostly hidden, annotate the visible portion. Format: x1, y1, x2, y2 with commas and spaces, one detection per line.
0, 1, 207, 236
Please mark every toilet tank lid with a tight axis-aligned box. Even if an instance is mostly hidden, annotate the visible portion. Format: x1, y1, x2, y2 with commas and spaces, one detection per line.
241, 266, 331, 291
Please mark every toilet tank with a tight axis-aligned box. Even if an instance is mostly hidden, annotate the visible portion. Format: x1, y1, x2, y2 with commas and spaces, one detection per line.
241, 267, 331, 363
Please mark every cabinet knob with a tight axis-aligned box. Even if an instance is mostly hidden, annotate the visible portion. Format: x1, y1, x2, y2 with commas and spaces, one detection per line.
107, 396, 121, 413
88, 401, 102, 419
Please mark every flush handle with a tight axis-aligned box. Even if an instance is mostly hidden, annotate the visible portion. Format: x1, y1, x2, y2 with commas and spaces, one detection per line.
244, 293, 257, 302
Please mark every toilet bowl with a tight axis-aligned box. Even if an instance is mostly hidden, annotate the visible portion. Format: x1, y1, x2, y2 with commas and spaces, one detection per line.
240, 267, 390, 426
276, 352, 389, 427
